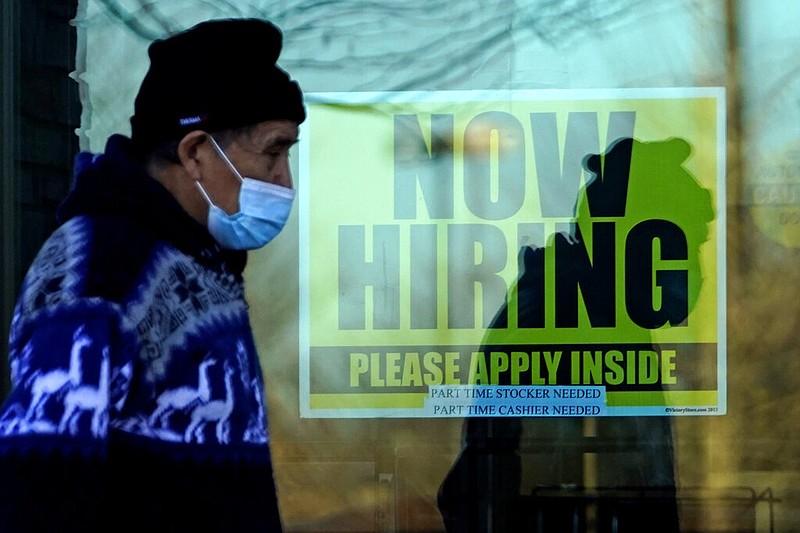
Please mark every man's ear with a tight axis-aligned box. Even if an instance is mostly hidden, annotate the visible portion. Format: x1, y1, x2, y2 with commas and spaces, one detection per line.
176, 130, 211, 181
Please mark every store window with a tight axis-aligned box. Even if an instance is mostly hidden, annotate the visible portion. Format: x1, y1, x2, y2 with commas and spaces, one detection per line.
4, 0, 800, 531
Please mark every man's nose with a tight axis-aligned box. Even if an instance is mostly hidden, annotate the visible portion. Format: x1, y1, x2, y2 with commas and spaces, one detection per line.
275, 159, 293, 189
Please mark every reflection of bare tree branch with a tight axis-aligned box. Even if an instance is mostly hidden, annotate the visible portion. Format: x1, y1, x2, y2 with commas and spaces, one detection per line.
516, 0, 649, 45
88, 0, 674, 91
273, 0, 520, 90
194, 0, 247, 18
95, 0, 165, 40
281, 0, 664, 90
140, 2, 179, 35
362, 14, 515, 91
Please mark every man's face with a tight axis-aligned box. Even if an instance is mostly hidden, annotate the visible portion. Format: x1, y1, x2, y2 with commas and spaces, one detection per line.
203, 119, 299, 215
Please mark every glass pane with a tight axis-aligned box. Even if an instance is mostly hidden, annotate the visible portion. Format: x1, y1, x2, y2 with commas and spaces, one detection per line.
22, 0, 798, 531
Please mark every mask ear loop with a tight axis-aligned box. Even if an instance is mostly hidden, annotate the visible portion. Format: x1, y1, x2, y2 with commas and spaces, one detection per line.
195, 180, 216, 206
209, 136, 245, 183
195, 136, 246, 209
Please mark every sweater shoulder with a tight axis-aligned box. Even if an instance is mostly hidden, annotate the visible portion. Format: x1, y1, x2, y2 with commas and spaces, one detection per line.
18, 215, 159, 314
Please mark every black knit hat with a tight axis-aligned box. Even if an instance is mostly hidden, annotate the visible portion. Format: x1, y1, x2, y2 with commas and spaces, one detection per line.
130, 18, 305, 154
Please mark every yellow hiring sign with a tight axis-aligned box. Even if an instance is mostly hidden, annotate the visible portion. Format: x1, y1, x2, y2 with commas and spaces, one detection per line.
298, 88, 725, 418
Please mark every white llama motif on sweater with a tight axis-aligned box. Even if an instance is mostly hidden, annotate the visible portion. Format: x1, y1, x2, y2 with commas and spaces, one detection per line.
0, 342, 35, 434
184, 361, 236, 444
10, 341, 33, 385
0, 404, 29, 435
26, 326, 91, 421
148, 357, 217, 429
110, 362, 133, 412
58, 346, 110, 437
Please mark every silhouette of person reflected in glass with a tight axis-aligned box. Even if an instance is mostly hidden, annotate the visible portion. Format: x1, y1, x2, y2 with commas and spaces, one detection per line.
438, 137, 715, 533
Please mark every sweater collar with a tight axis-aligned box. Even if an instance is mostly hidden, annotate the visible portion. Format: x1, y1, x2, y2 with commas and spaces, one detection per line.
58, 134, 247, 274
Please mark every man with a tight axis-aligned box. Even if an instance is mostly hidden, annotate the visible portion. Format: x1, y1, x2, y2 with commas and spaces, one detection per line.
0, 18, 303, 532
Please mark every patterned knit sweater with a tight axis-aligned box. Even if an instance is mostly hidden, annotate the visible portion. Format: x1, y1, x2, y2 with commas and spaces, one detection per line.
0, 135, 282, 532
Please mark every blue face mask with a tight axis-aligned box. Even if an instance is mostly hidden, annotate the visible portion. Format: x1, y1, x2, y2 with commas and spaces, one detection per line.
196, 137, 295, 250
